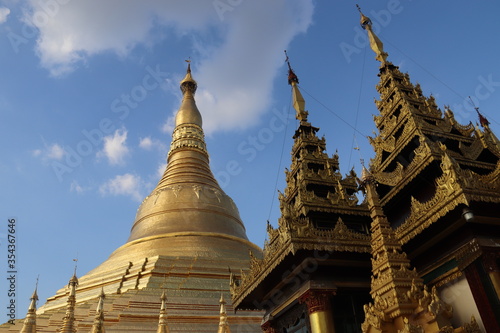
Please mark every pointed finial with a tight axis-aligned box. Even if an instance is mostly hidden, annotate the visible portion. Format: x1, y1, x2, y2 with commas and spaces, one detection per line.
90, 288, 106, 333
180, 58, 197, 95
284, 50, 308, 122
356, 5, 388, 64
469, 96, 490, 127
31, 279, 39, 301
284, 50, 299, 85
160, 290, 167, 307
218, 293, 231, 333
20, 280, 39, 333
72, 256, 78, 275
60, 272, 79, 333
29, 281, 39, 309
157, 289, 170, 333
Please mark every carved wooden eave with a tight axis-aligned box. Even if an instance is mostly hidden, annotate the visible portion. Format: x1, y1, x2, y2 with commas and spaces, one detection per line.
370, 115, 484, 173
395, 151, 500, 244
372, 127, 498, 206
231, 218, 371, 308
418, 238, 491, 290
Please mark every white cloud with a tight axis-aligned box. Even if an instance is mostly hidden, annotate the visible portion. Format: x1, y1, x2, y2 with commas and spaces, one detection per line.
161, 116, 176, 134
47, 143, 65, 160
0, 7, 10, 24
98, 128, 130, 165
24, 0, 314, 133
139, 136, 167, 153
99, 173, 145, 201
70, 180, 86, 194
33, 143, 65, 160
139, 137, 153, 150
156, 161, 167, 180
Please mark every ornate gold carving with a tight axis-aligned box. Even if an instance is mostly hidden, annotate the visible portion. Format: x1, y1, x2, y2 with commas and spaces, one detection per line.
459, 138, 484, 160
168, 124, 207, 156
395, 149, 468, 243
397, 317, 424, 333
298, 290, 332, 314
463, 316, 482, 333
231, 216, 371, 306
455, 239, 482, 271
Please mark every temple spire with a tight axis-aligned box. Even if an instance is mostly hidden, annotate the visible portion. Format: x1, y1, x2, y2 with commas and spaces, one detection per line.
90, 288, 106, 333
217, 294, 231, 333
285, 50, 308, 122
166, 60, 206, 160
59, 273, 78, 333
469, 96, 491, 128
125, 59, 251, 249
19, 284, 38, 333
157, 290, 170, 333
357, 5, 388, 64
358, 167, 456, 332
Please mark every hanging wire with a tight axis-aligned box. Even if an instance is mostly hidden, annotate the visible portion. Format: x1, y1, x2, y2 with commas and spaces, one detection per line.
298, 86, 369, 139
379, 35, 499, 126
267, 92, 293, 221
348, 43, 368, 168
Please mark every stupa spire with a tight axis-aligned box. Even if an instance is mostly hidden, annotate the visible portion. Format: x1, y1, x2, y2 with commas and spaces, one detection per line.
59, 273, 78, 333
90, 288, 106, 333
285, 50, 308, 122
126, 61, 251, 245
217, 294, 230, 333
19, 284, 38, 333
157, 290, 170, 333
357, 5, 388, 65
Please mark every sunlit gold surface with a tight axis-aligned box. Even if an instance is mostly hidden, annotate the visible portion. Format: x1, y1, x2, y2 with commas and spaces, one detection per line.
309, 311, 334, 333
0, 65, 262, 332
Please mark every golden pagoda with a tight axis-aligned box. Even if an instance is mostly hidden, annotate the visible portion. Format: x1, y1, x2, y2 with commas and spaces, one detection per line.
358, 7, 499, 332
231, 7, 500, 333
231, 55, 374, 332
0, 64, 262, 332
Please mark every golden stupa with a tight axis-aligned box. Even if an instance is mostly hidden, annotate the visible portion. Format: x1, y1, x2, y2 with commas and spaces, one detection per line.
1, 64, 262, 332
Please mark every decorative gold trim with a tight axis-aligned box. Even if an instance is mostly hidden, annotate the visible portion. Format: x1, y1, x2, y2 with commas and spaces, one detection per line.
112, 231, 262, 255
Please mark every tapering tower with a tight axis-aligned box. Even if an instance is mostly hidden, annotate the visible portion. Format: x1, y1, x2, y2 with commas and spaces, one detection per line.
156, 291, 169, 333
89, 289, 105, 333
359, 6, 500, 331
217, 294, 230, 333
58, 274, 78, 333
358, 166, 470, 332
0, 63, 262, 332
232, 54, 373, 332
19, 286, 38, 333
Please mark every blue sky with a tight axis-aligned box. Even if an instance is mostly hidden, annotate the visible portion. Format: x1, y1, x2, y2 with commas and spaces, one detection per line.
1, 0, 499, 319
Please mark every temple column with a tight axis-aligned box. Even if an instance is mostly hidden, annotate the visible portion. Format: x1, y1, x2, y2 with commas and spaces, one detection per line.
464, 261, 500, 332
483, 251, 500, 300
299, 290, 335, 333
